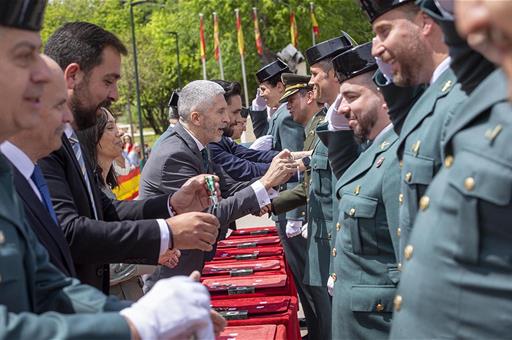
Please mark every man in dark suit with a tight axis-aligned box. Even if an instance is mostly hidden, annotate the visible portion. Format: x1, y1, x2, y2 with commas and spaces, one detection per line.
41, 22, 220, 293
208, 80, 279, 181
140, 80, 297, 288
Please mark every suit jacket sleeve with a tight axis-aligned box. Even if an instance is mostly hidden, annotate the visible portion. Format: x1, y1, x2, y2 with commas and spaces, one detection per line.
39, 149, 161, 265
208, 141, 273, 182
249, 109, 269, 138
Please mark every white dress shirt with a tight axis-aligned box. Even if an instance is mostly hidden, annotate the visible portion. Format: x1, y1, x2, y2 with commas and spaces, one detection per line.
182, 125, 272, 208
431, 57, 452, 85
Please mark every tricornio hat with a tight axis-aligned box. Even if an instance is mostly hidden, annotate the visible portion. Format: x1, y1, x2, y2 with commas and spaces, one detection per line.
332, 42, 377, 83
0, 0, 47, 31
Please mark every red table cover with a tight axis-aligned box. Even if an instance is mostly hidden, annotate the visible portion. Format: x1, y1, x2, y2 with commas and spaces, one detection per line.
218, 235, 280, 248
202, 259, 281, 275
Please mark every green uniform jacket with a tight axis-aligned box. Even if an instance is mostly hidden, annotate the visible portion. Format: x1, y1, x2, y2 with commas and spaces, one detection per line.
331, 127, 401, 339
390, 69, 512, 339
397, 67, 466, 263
267, 104, 306, 222
0, 155, 130, 339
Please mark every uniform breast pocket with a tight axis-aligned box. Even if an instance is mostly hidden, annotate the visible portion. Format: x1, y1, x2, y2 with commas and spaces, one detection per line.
446, 149, 512, 264
402, 154, 435, 205
311, 154, 332, 197
340, 194, 378, 255
0, 241, 23, 285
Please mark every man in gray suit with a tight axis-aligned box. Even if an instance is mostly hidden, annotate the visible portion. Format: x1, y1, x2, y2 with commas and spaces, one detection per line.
140, 80, 297, 289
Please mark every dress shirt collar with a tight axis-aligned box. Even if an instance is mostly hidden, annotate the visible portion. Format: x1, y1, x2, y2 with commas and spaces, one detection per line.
64, 123, 74, 139
372, 123, 394, 144
181, 124, 205, 151
430, 57, 451, 85
0, 141, 35, 181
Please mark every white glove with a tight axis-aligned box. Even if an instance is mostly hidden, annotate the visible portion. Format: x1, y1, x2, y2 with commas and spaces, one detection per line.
251, 88, 267, 111
375, 56, 394, 84
326, 94, 350, 131
286, 219, 303, 238
120, 276, 214, 340
301, 223, 308, 239
327, 274, 335, 296
250, 135, 273, 150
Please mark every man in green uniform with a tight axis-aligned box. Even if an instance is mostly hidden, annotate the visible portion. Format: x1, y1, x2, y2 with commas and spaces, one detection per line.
0, 3, 224, 338
361, 0, 469, 264
269, 73, 332, 339
390, 0, 510, 337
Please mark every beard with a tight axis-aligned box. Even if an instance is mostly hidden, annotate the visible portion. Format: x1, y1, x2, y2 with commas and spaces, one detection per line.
223, 124, 235, 138
71, 81, 112, 130
353, 110, 378, 140
392, 35, 429, 87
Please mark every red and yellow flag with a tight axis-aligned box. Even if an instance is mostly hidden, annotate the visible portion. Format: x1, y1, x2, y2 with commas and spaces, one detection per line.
199, 13, 206, 61
213, 12, 220, 62
112, 167, 141, 200
252, 7, 263, 56
235, 9, 244, 56
310, 3, 320, 37
290, 10, 298, 47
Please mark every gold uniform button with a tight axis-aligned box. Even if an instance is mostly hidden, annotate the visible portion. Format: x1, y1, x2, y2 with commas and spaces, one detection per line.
398, 193, 404, 204
405, 172, 412, 182
464, 177, 475, 191
332, 248, 337, 257
331, 273, 337, 282
301, 211, 306, 216
394, 295, 403, 311
336, 223, 341, 231
404, 245, 414, 260
349, 208, 356, 217
444, 155, 454, 168
397, 227, 401, 237
0, 231, 5, 244
419, 196, 430, 211
354, 185, 361, 195
376, 303, 384, 312
398, 262, 402, 270
399, 160, 404, 169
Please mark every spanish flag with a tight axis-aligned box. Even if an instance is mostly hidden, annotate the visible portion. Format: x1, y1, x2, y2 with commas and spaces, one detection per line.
310, 2, 320, 37
199, 13, 206, 61
252, 7, 263, 56
213, 12, 220, 62
235, 9, 244, 56
112, 167, 141, 200
290, 10, 298, 48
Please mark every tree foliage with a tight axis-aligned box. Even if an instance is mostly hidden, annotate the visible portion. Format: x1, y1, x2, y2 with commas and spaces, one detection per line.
42, 0, 372, 134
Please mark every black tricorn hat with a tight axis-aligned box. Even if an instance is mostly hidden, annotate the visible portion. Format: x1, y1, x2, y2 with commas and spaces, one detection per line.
305, 32, 354, 66
0, 0, 47, 31
256, 59, 290, 83
332, 42, 377, 83
359, 0, 415, 23
167, 90, 179, 108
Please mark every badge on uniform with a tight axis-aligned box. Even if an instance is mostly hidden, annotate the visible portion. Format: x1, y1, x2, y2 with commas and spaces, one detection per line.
376, 157, 385, 168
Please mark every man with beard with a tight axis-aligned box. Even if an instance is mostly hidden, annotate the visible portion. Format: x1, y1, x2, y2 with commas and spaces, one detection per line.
208, 80, 279, 182
139, 80, 297, 287
329, 42, 401, 339
41, 22, 221, 293
388, 0, 512, 338
0, 3, 222, 339
362, 0, 468, 264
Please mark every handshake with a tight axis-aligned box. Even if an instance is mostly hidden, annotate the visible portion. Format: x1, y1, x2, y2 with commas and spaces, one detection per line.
260, 149, 311, 190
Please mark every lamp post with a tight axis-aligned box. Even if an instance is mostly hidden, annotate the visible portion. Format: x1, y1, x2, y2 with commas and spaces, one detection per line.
167, 31, 182, 89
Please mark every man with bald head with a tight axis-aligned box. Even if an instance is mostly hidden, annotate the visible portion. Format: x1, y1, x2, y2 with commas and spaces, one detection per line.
1, 55, 75, 276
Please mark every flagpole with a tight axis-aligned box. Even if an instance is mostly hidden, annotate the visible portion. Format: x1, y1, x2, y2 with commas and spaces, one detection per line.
199, 13, 207, 80
213, 12, 224, 80
310, 2, 316, 45
235, 8, 249, 107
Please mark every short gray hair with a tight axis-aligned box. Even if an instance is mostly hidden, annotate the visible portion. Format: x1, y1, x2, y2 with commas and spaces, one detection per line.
178, 80, 225, 121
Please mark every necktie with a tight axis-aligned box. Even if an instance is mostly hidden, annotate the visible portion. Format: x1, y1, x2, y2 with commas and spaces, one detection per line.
68, 131, 99, 219
31, 164, 59, 225
201, 148, 210, 172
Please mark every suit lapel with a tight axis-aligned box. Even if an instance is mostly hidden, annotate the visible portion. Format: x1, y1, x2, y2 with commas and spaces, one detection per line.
337, 128, 398, 189
444, 69, 508, 144
61, 136, 89, 192
12, 167, 76, 276
399, 69, 457, 147
174, 123, 207, 172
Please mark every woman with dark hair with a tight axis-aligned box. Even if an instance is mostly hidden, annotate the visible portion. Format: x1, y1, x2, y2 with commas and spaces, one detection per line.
77, 107, 180, 300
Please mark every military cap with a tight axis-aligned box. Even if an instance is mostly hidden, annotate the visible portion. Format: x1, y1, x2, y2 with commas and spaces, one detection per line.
0, 0, 47, 31
167, 90, 179, 108
305, 32, 353, 66
256, 59, 290, 83
359, 0, 415, 23
279, 73, 313, 103
332, 42, 377, 83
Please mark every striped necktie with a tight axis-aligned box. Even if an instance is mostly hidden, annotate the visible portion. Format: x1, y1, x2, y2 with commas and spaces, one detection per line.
68, 131, 99, 219
201, 148, 210, 173
31, 164, 59, 225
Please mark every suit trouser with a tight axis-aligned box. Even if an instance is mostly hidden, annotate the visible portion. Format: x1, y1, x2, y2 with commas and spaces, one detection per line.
276, 217, 329, 340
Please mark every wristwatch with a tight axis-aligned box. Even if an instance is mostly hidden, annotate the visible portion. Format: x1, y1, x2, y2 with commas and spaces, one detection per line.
302, 156, 311, 168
